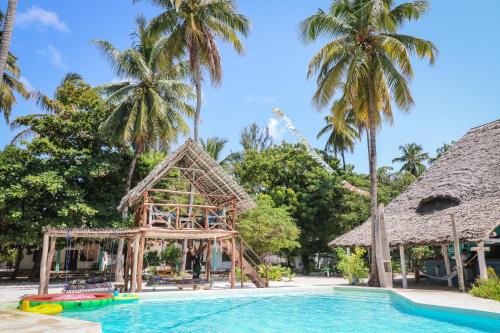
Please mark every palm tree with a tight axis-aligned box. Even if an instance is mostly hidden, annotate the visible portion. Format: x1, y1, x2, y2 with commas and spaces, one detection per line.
0, 0, 18, 82
201, 136, 227, 162
142, 0, 250, 142
429, 141, 454, 163
10, 73, 84, 145
317, 111, 360, 170
300, 0, 437, 286
94, 17, 193, 217
392, 143, 429, 176
240, 122, 272, 152
0, 10, 29, 122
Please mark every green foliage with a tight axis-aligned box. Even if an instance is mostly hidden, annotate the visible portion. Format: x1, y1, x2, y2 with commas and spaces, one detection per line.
335, 247, 369, 284
160, 244, 182, 269
392, 143, 430, 176
257, 265, 293, 281
235, 267, 249, 283
469, 268, 500, 301
237, 195, 300, 259
144, 251, 160, 268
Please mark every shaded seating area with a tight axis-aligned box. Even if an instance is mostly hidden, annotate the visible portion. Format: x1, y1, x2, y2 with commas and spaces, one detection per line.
331, 120, 500, 292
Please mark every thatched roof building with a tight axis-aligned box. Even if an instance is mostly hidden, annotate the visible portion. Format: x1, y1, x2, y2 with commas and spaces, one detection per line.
118, 139, 256, 213
331, 119, 500, 247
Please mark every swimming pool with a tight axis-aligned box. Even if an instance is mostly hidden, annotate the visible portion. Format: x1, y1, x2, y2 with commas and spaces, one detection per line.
62, 289, 500, 332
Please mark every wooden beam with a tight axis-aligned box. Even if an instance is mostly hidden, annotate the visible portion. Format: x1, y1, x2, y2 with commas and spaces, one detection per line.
441, 244, 453, 287
130, 234, 141, 292
206, 239, 212, 284
115, 238, 125, 283
230, 236, 236, 289
38, 233, 50, 295
239, 239, 244, 289
136, 233, 146, 291
399, 245, 407, 289
450, 214, 465, 292
472, 241, 489, 280
124, 240, 132, 291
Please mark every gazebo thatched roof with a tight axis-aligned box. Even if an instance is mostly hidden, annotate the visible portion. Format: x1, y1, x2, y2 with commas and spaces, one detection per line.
118, 139, 256, 213
331, 119, 500, 247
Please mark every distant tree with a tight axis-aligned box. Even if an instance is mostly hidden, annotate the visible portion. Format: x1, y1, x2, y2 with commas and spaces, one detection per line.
392, 143, 429, 176
240, 122, 273, 152
429, 141, 455, 163
238, 195, 300, 261
94, 17, 193, 215
317, 111, 360, 170
200, 136, 228, 162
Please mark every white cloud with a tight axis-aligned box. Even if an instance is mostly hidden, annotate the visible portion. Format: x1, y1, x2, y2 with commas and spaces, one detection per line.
19, 76, 34, 91
37, 45, 67, 69
17, 6, 70, 33
267, 118, 286, 141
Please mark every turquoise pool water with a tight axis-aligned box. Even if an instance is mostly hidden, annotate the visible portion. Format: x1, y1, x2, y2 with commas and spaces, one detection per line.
62, 290, 500, 332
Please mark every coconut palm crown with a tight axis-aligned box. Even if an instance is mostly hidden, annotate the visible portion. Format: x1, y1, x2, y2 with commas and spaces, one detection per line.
392, 142, 429, 176
94, 17, 194, 205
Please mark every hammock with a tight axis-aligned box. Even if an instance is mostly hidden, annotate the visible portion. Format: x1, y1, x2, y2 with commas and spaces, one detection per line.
419, 270, 457, 281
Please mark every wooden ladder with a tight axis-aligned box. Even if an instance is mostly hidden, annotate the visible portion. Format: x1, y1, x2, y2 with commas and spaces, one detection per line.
221, 237, 267, 288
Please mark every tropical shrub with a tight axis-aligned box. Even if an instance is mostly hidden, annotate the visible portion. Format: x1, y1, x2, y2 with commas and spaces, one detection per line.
235, 267, 249, 283
160, 244, 182, 269
335, 247, 369, 284
257, 265, 292, 281
469, 267, 500, 301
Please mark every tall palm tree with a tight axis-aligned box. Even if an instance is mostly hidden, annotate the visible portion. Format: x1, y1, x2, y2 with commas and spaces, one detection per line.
300, 0, 437, 286
429, 141, 454, 163
94, 17, 193, 218
0, 10, 28, 122
240, 122, 272, 152
142, 0, 250, 142
317, 111, 360, 170
200, 136, 227, 162
0, 0, 17, 82
392, 143, 429, 176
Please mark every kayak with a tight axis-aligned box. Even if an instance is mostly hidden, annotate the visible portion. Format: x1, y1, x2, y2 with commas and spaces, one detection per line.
114, 294, 140, 302
21, 293, 114, 310
20, 301, 63, 315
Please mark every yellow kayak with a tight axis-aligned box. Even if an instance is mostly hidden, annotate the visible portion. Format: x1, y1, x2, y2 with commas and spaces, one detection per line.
113, 294, 139, 302
20, 301, 63, 315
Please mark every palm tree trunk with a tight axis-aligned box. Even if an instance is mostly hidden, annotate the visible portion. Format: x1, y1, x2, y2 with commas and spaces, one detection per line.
0, 0, 18, 80
180, 46, 203, 273
341, 150, 346, 171
122, 143, 144, 220
366, 78, 380, 287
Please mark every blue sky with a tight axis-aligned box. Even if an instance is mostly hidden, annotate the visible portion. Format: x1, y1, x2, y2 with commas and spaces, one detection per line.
2, 1, 500, 173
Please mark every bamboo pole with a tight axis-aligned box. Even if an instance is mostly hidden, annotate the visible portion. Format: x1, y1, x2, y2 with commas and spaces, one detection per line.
399, 245, 407, 289
230, 236, 236, 289
130, 234, 141, 292
441, 244, 453, 287
450, 214, 465, 292
38, 233, 50, 295
239, 239, 244, 288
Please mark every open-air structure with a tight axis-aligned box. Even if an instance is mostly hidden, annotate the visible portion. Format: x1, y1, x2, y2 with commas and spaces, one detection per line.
331, 119, 500, 290
38, 139, 266, 295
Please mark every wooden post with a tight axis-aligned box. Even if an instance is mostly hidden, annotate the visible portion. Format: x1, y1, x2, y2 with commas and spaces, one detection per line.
346, 247, 351, 256
472, 241, 489, 280
142, 193, 148, 227
42, 238, 57, 294
115, 238, 125, 283
206, 239, 212, 283
441, 244, 453, 287
124, 240, 132, 291
205, 208, 209, 230
136, 232, 146, 292
230, 236, 236, 289
239, 239, 244, 289
450, 214, 465, 292
38, 233, 50, 295
399, 245, 407, 289
130, 233, 141, 292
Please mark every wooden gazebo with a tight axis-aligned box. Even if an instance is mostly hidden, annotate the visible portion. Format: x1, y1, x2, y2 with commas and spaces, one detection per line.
38, 140, 266, 295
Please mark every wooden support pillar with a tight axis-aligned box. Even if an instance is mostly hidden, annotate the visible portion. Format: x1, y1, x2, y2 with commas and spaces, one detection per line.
124, 240, 132, 291
399, 245, 408, 289
230, 236, 236, 289
42, 238, 57, 294
441, 244, 453, 287
38, 233, 50, 295
115, 238, 125, 283
136, 232, 146, 292
450, 214, 465, 292
130, 233, 141, 293
206, 239, 212, 283
239, 239, 244, 289
472, 241, 489, 280
346, 247, 351, 256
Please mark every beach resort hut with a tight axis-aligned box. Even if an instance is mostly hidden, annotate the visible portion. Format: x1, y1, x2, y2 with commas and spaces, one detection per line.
330, 119, 500, 290
38, 139, 266, 295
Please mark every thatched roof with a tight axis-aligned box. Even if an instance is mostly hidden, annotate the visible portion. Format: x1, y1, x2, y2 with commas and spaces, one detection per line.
331, 119, 500, 247
118, 139, 256, 213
